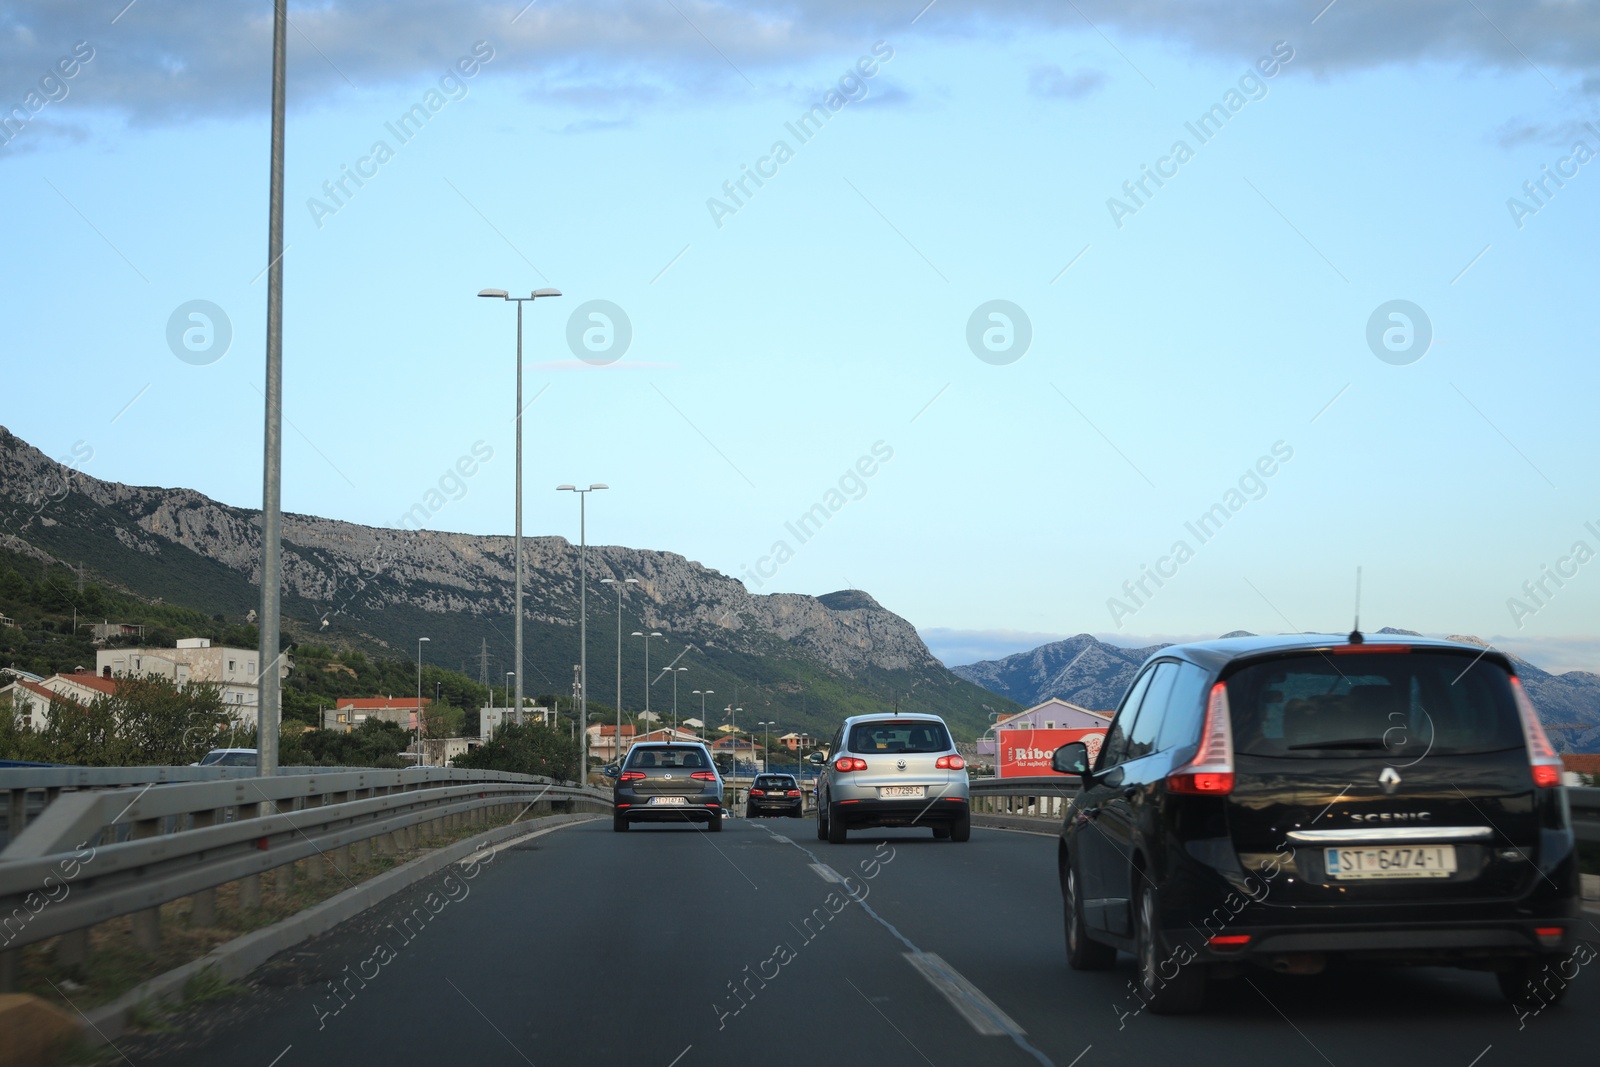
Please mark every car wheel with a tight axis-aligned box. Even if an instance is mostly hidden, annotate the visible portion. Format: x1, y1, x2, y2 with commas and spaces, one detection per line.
816, 805, 829, 839
1135, 882, 1206, 1014
826, 803, 848, 844
706, 811, 723, 833
1497, 957, 1569, 1009
950, 811, 972, 843
1063, 865, 1116, 971
932, 826, 951, 839
613, 812, 629, 833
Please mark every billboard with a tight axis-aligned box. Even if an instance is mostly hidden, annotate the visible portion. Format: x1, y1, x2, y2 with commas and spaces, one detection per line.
997, 728, 1106, 778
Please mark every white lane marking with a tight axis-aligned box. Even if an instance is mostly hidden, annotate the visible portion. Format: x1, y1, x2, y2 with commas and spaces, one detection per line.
810, 862, 846, 883
904, 951, 1025, 1037
457, 816, 602, 867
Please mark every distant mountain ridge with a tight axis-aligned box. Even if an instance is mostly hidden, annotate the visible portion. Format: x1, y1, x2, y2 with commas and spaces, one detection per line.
952, 628, 1600, 752
0, 427, 1016, 739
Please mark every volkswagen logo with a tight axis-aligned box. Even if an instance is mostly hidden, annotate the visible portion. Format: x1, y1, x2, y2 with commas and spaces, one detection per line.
663, 773, 674, 780
1378, 766, 1401, 794
896, 759, 906, 770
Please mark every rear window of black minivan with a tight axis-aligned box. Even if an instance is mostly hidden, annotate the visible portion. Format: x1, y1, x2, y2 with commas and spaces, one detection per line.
1224, 652, 1525, 759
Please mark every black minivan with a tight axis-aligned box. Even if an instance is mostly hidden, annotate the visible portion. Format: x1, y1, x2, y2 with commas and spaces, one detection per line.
1053, 633, 1580, 1014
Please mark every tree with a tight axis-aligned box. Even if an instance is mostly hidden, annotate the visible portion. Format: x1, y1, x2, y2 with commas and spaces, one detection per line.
454, 721, 577, 780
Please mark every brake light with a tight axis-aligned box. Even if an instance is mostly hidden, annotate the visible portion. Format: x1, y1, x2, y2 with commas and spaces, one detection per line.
1167, 682, 1235, 795
936, 754, 965, 770
690, 771, 718, 781
1332, 644, 1411, 654
1510, 677, 1563, 788
834, 757, 868, 772
1208, 934, 1251, 949
619, 771, 646, 782
786, 790, 801, 796
750, 789, 765, 796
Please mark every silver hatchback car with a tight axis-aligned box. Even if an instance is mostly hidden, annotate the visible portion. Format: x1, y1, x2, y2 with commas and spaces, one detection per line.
814, 713, 971, 843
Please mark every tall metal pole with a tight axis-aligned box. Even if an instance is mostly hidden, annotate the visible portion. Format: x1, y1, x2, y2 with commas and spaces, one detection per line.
416, 636, 429, 764
578, 493, 588, 783
615, 583, 623, 764
514, 299, 524, 720
257, 0, 288, 778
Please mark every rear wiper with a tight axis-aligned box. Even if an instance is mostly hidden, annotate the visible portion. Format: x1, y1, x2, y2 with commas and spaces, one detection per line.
1286, 738, 1389, 750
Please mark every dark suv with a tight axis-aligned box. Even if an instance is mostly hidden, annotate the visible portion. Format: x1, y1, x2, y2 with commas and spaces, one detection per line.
608, 743, 723, 832
746, 774, 804, 818
1054, 634, 1579, 1014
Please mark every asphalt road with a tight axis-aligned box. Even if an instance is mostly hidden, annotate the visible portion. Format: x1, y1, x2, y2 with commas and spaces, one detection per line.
127, 815, 1598, 1067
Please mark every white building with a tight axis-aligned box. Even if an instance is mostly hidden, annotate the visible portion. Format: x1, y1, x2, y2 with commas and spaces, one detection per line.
97, 637, 292, 723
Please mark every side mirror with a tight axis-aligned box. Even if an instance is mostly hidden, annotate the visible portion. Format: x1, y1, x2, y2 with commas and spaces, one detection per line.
1051, 741, 1092, 778
601, 764, 619, 779
807, 751, 826, 766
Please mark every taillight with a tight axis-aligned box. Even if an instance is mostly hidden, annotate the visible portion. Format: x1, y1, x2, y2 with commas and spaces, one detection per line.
936, 754, 965, 770
619, 771, 646, 782
1208, 934, 1250, 950
786, 789, 801, 796
1167, 682, 1235, 795
690, 771, 718, 781
750, 788, 765, 796
1510, 677, 1563, 788
834, 757, 868, 772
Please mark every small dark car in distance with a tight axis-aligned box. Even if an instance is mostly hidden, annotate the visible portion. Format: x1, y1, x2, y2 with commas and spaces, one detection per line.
606, 742, 723, 832
1055, 633, 1580, 1014
746, 774, 803, 818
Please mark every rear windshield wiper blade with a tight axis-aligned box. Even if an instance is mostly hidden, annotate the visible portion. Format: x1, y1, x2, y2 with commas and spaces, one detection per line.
1286, 738, 1389, 750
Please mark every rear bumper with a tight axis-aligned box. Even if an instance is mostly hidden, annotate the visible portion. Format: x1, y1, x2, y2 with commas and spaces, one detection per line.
833, 797, 969, 828
616, 801, 720, 823
1179, 918, 1580, 964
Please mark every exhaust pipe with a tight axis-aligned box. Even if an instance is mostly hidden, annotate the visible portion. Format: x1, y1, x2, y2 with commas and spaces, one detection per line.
1266, 953, 1326, 975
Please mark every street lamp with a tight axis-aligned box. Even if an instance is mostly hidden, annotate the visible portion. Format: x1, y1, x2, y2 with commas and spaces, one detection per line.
415, 636, 430, 765
692, 689, 714, 736
668, 666, 688, 732
759, 720, 776, 773
557, 483, 608, 783
631, 630, 662, 734
601, 576, 638, 766
478, 286, 561, 724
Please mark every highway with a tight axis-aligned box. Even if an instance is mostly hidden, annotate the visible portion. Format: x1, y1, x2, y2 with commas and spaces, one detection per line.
127, 816, 1597, 1066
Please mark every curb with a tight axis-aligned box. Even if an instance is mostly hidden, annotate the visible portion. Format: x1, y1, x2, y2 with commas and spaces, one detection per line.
80, 812, 602, 1044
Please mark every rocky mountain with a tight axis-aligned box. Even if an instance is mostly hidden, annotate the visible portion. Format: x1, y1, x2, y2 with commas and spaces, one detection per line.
953, 628, 1600, 752
0, 427, 1016, 739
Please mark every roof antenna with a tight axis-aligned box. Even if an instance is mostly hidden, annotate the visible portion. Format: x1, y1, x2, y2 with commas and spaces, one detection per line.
1348, 566, 1365, 645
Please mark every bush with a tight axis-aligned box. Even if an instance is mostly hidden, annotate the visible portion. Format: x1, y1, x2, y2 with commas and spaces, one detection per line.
454, 721, 578, 780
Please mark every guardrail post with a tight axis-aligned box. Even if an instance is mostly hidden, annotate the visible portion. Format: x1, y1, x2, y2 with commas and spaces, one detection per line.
189, 809, 220, 926
129, 817, 162, 951
55, 929, 89, 976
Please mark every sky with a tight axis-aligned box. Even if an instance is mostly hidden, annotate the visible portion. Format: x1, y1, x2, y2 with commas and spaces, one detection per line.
3, 1, 1598, 673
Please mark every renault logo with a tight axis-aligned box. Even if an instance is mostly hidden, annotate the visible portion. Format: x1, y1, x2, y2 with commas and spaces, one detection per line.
1378, 766, 1401, 794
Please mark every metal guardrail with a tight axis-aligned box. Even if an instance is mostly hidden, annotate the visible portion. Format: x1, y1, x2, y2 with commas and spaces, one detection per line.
0, 768, 610, 961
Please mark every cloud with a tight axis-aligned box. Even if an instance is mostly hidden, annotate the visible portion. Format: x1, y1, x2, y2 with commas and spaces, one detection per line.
1028, 63, 1106, 99
919, 627, 1074, 666
3, 0, 1598, 137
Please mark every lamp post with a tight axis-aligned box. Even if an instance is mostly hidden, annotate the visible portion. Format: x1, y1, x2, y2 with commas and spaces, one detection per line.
415, 636, 430, 765
631, 630, 661, 735
692, 689, 713, 737
668, 667, 688, 732
505, 672, 515, 719
557, 484, 608, 784
477, 287, 561, 725
601, 576, 638, 766
759, 720, 775, 773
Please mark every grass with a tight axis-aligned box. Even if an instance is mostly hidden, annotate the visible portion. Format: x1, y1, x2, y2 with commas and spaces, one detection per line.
16, 808, 543, 1025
